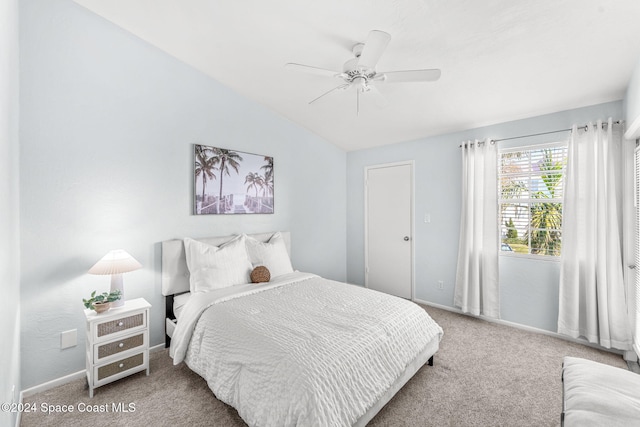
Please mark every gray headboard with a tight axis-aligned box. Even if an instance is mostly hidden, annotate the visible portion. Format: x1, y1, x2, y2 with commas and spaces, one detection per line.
161, 231, 291, 296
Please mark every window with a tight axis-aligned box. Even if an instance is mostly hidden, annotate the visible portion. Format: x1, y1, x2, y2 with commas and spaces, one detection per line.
499, 142, 567, 257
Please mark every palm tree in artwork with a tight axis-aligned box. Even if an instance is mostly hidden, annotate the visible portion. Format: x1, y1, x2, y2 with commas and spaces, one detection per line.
261, 156, 274, 182
256, 175, 266, 196
194, 145, 217, 213
211, 148, 243, 213
259, 157, 274, 197
245, 172, 262, 197
263, 171, 273, 196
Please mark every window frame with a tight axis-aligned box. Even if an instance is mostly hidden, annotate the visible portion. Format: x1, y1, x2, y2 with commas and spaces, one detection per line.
633, 145, 640, 358
498, 141, 568, 261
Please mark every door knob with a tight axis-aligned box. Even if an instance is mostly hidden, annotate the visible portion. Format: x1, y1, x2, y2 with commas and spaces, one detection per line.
404, 236, 410, 241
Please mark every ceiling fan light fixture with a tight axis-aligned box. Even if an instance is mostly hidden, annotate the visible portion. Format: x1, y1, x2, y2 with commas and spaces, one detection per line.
355, 77, 370, 92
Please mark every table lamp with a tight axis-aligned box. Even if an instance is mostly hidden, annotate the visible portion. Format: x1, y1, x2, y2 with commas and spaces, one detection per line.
88, 249, 142, 307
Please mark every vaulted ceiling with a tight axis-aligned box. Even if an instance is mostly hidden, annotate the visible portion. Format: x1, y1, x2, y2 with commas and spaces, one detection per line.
73, 0, 640, 151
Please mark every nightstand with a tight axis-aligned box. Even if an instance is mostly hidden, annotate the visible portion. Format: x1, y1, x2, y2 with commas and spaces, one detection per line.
84, 298, 151, 397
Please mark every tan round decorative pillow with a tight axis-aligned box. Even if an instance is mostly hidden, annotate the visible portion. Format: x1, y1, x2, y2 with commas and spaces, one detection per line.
250, 266, 270, 283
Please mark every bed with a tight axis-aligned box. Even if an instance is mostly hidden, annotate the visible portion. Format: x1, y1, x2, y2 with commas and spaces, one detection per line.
162, 231, 443, 427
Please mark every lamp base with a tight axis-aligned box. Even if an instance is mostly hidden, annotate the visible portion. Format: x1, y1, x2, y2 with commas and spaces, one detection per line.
110, 273, 124, 307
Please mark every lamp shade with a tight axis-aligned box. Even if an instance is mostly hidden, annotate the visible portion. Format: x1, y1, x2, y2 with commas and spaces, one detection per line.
88, 249, 142, 275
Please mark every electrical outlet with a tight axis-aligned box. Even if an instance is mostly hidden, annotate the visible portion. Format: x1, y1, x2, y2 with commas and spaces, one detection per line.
437, 280, 444, 290
60, 329, 77, 349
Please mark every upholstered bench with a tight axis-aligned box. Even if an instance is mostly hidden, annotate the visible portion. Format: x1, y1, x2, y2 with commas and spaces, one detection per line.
562, 356, 640, 426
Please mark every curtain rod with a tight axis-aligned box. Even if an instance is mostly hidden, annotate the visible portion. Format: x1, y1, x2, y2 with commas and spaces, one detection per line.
458, 120, 623, 148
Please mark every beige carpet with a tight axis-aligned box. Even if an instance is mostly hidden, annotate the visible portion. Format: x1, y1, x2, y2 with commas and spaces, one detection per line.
21, 306, 629, 427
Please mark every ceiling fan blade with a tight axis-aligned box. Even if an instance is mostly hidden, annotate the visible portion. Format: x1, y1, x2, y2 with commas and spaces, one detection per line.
356, 30, 391, 70
309, 83, 351, 104
285, 63, 341, 78
378, 69, 441, 83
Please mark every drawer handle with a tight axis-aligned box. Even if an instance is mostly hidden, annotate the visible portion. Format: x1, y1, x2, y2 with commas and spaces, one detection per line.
118, 343, 124, 348
119, 363, 124, 369
118, 322, 124, 327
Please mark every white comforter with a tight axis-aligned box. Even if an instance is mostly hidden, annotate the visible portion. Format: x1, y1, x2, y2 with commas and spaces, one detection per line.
170, 272, 443, 427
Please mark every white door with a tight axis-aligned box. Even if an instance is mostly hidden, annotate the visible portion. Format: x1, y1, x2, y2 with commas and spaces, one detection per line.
365, 162, 413, 299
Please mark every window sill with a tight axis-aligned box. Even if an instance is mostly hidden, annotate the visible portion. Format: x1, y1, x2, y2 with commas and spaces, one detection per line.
499, 252, 560, 262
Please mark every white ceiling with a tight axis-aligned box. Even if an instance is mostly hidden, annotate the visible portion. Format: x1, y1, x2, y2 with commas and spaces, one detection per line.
72, 0, 640, 151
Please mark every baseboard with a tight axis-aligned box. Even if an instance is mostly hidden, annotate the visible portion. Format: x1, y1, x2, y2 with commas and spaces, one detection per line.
14, 340, 165, 427
21, 370, 86, 399
414, 298, 624, 356
16, 369, 87, 427
20, 343, 166, 399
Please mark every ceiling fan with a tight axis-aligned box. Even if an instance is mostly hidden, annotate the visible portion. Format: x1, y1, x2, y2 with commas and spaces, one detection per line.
285, 30, 441, 114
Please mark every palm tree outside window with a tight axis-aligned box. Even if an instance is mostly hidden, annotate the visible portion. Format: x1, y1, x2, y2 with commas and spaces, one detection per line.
498, 143, 567, 256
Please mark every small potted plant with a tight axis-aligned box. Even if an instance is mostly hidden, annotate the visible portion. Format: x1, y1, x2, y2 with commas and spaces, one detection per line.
83, 290, 122, 313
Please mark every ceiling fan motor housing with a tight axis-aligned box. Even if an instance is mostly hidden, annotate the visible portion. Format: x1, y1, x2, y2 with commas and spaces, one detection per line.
343, 45, 377, 88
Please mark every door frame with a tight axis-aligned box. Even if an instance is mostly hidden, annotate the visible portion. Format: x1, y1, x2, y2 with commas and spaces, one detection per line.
364, 160, 415, 300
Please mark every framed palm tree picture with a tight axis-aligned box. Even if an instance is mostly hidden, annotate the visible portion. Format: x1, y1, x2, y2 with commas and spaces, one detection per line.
194, 144, 274, 215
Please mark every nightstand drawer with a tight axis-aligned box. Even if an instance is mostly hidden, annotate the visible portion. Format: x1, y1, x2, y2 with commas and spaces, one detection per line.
94, 331, 147, 363
96, 352, 145, 382
96, 312, 145, 339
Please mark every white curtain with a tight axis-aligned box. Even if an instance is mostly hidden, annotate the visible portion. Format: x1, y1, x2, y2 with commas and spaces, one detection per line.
454, 139, 500, 318
558, 118, 632, 350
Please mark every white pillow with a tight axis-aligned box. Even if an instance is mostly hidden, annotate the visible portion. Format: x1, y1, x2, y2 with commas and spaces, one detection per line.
183, 235, 252, 292
244, 232, 294, 278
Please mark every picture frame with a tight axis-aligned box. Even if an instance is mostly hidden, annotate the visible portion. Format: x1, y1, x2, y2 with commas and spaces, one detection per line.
194, 144, 274, 215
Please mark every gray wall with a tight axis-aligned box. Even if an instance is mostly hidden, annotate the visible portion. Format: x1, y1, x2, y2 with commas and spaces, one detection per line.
347, 101, 623, 332
20, 0, 346, 389
1, 0, 20, 424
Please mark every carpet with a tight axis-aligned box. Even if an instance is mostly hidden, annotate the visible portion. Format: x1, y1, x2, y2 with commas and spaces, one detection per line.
20, 305, 629, 426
